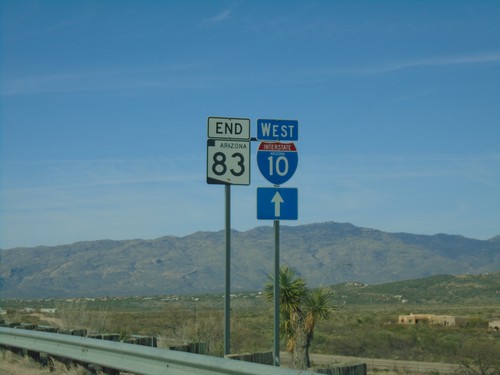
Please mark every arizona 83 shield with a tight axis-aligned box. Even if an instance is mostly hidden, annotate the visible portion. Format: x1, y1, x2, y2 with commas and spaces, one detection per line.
207, 139, 250, 185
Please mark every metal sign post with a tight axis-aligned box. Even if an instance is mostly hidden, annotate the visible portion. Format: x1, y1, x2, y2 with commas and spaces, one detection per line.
256, 119, 299, 367
207, 116, 251, 356
224, 184, 231, 356
273, 219, 280, 367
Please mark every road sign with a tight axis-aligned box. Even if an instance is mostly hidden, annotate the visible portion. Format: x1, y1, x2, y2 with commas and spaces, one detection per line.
257, 142, 298, 185
207, 139, 250, 185
208, 117, 250, 140
257, 119, 298, 141
257, 187, 298, 220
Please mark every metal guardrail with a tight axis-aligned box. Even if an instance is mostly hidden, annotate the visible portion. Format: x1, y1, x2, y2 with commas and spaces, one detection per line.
0, 327, 320, 375
307, 353, 460, 374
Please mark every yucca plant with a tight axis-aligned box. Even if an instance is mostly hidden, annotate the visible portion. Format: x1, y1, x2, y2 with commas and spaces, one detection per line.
264, 266, 334, 369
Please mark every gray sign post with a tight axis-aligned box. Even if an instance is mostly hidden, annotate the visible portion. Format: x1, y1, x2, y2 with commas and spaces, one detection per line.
207, 117, 250, 356
256, 119, 299, 366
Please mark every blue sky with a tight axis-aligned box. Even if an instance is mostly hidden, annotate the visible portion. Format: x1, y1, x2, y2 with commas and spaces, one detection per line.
1, 1, 499, 249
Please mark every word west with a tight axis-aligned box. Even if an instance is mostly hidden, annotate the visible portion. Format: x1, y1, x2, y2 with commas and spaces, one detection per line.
259, 122, 296, 139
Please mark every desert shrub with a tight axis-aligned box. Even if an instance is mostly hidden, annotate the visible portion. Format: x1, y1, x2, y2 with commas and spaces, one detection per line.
464, 317, 488, 329
177, 310, 225, 356
55, 301, 108, 333
0, 349, 87, 375
455, 341, 500, 375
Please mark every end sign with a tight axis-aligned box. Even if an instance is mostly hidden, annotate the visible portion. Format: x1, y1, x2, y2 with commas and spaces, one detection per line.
208, 117, 250, 140
207, 116, 251, 185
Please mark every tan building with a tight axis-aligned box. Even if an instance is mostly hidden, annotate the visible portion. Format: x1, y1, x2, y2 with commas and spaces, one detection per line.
398, 313, 465, 326
489, 320, 500, 331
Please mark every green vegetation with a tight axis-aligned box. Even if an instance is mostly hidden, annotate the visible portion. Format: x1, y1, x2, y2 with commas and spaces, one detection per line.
330, 272, 500, 305
1, 272, 499, 371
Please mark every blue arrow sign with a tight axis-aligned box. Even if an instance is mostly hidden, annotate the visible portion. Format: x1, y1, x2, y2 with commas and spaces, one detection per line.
257, 187, 298, 220
257, 142, 298, 185
257, 119, 298, 141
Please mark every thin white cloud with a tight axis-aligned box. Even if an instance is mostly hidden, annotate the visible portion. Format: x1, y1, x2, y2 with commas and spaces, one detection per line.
0, 64, 209, 96
0, 158, 203, 194
2, 5, 94, 43
370, 52, 500, 74
201, 8, 233, 27
310, 52, 500, 76
2, 152, 499, 248
0, 156, 220, 248
295, 152, 500, 240
302, 152, 500, 176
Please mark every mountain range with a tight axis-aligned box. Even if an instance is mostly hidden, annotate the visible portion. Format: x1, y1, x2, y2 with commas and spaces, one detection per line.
1, 222, 499, 298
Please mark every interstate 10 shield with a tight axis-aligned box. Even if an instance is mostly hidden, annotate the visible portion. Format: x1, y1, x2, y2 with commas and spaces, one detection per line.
256, 142, 298, 185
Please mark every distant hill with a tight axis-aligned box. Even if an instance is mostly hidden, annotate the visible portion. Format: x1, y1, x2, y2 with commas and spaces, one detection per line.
330, 272, 500, 305
1, 222, 499, 298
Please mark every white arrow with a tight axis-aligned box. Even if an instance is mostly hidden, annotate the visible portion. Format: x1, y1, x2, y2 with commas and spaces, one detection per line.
271, 191, 284, 217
